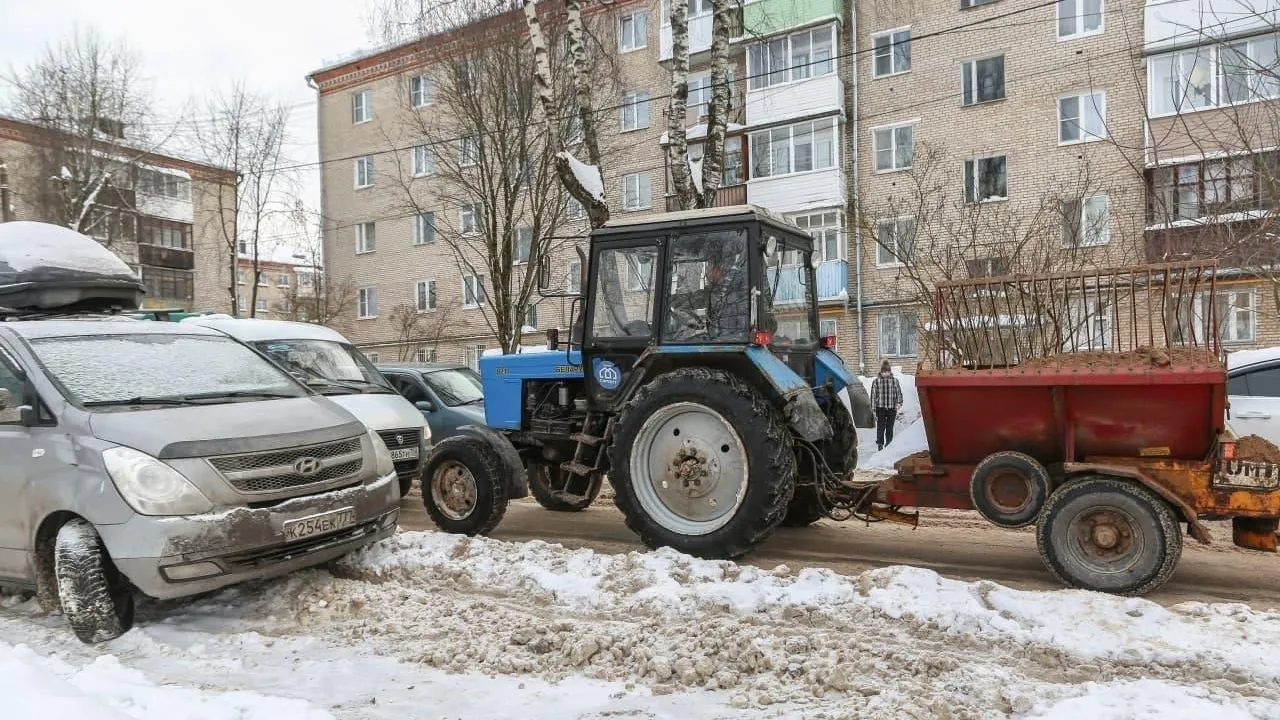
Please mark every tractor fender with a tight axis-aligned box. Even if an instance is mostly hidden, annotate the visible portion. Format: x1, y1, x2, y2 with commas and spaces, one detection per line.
455, 424, 530, 500
743, 347, 833, 443
814, 349, 874, 429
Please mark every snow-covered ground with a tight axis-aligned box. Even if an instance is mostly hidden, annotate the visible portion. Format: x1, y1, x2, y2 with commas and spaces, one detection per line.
3, 531, 1280, 718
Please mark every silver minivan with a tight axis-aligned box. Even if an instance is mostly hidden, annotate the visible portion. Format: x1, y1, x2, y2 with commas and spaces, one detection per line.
0, 222, 400, 644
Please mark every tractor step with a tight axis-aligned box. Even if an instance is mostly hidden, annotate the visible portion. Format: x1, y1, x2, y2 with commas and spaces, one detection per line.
570, 432, 604, 446
561, 461, 597, 477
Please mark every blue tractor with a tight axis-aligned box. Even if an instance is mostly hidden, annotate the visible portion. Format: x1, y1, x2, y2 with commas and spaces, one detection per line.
420, 205, 875, 559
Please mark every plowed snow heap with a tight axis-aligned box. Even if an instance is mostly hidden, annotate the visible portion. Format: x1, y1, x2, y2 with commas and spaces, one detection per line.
0, 221, 144, 313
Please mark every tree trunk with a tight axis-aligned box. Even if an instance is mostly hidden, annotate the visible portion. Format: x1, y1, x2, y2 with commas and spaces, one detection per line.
667, 0, 696, 211
700, 0, 733, 208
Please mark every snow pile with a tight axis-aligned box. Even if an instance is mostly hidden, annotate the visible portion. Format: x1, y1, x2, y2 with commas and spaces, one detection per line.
0, 642, 329, 719
1026, 679, 1270, 719
558, 152, 604, 203
850, 369, 925, 471
862, 418, 927, 471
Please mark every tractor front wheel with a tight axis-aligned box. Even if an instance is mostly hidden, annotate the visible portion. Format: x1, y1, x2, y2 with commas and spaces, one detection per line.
528, 463, 603, 512
609, 367, 795, 559
421, 435, 510, 536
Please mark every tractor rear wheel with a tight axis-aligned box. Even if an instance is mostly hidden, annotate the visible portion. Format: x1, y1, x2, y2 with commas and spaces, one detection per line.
528, 463, 603, 512
609, 367, 795, 559
781, 397, 858, 528
1036, 476, 1182, 596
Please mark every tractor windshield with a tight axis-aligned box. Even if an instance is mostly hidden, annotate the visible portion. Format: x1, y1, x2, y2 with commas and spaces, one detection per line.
762, 240, 819, 346
591, 246, 660, 340
664, 229, 751, 343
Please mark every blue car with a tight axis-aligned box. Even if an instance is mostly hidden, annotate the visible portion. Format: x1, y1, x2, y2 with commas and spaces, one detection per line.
376, 363, 487, 443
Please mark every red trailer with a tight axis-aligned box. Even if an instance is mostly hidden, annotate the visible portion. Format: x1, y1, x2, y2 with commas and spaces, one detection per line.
878, 261, 1280, 596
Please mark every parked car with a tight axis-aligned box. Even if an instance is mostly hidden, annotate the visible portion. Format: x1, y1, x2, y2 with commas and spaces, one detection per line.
0, 222, 400, 645
1227, 346, 1280, 445
376, 363, 485, 442
183, 317, 430, 497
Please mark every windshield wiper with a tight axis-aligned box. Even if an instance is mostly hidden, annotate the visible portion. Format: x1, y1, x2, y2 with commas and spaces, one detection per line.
83, 396, 204, 407
183, 390, 301, 401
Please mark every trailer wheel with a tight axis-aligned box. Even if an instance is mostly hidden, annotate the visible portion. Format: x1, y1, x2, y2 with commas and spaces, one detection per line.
782, 399, 857, 527
421, 435, 510, 536
1036, 476, 1182, 596
969, 451, 1051, 528
610, 367, 795, 559
528, 463, 602, 512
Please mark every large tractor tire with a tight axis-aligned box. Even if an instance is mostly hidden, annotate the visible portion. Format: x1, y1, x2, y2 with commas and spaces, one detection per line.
608, 367, 796, 559
528, 462, 603, 512
782, 396, 858, 528
421, 435, 510, 536
54, 519, 134, 644
1036, 476, 1182, 596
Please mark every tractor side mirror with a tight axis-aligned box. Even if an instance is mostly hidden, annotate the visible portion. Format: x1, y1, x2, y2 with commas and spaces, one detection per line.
537, 256, 552, 292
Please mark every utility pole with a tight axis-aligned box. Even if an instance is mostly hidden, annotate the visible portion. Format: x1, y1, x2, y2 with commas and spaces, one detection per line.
0, 161, 11, 223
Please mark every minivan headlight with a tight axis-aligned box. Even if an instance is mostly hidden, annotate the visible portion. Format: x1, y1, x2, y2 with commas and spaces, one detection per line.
368, 429, 395, 477
102, 446, 213, 516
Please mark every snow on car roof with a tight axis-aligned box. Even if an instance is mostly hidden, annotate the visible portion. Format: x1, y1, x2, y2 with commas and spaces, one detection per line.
1228, 346, 1280, 371
181, 316, 352, 344
0, 222, 137, 277
3, 319, 224, 340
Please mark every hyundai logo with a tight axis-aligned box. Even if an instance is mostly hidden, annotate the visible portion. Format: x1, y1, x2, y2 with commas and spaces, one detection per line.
293, 457, 322, 477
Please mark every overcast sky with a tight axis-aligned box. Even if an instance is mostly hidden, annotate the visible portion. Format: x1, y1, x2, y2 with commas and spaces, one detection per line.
1, 0, 379, 253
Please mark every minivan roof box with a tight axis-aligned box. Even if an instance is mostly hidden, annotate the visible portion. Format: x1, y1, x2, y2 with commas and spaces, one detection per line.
0, 222, 144, 318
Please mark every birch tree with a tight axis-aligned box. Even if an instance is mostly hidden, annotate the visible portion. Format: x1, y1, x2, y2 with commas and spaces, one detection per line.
666, 0, 737, 211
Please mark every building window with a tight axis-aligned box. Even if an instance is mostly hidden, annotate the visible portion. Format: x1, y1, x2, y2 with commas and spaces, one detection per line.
460, 205, 479, 235
523, 302, 538, 331
687, 71, 735, 120
1220, 36, 1280, 105
1064, 297, 1113, 351
515, 227, 533, 264
619, 10, 648, 52
1149, 48, 1215, 115
1058, 0, 1102, 39
820, 318, 838, 342
686, 137, 743, 186
1182, 290, 1256, 344
626, 254, 654, 291
464, 344, 485, 371
142, 267, 193, 303
256, 271, 268, 286
463, 275, 486, 307
277, 273, 290, 287
358, 287, 378, 318
872, 122, 914, 172
879, 313, 918, 357
750, 118, 837, 178
139, 218, 191, 249
961, 0, 998, 7
458, 60, 479, 95
416, 279, 437, 312
237, 270, 247, 285
412, 145, 434, 176
352, 90, 372, 124
237, 296, 247, 314
964, 155, 1008, 203
568, 260, 582, 294
355, 222, 376, 254
747, 24, 836, 90
354, 155, 374, 188
961, 55, 1006, 106
414, 212, 436, 245
792, 211, 843, 262
623, 171, 652, 210
136, 169, 191, 201
1061, 194, 1110, 247
1058, 91, 1107, 143
566, 197, 586, 220
410, 75, 432, 107
966, 257, 1010, 277
460, 137, 479, 166
566, 114, 584, 145
873, 28, 911, 77
621, 90, 651, 131
366, 351, 381, 363
255, 298, 268, 314
415, 347, 438, 363
875, 217, 916, 266
1148, 155, 1267, 223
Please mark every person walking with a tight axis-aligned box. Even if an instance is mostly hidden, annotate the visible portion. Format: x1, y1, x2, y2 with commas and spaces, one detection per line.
870, 360, 903, 451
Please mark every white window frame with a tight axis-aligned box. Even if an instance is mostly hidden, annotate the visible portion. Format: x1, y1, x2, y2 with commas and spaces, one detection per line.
566, 197, 586, 220
618, 10, 648, 52
964, 155, 1008, 204
872, 121, 916, 173
415, 279, 437, 312
255, 298, 269, 313
791, 210, 845, 263
414, 212, 435, 245
355, 222, 376, 254
523, 302, 538, 331
357, 287, 378, 319
623, 171, 652, 211
351, 90, 372, 124
460, 205, 479, 236
686, 71, 736, 120
961, 54, 1006, 106
1061, 194, 1110, 248
626, 254, 654, 292
256, 271, 268, 287
415, 347, 437, 363
410, 75, 432, 108
879, 312, 918, 357
462, 275, 486, 308
1058, 91, 1107, 144
460, 137, 479, 167
354, 155, 373, 188
1057, 0, 1104, 39
749, 117, 838, 178
366, 351, 381, 363
746, 24, 838, 90
872, 27, 911, 77
875, 216, 916, 267
515, 227, 533, 264
620, 90, 651, 132
1063, 296, 1113, 352
412, 145, 434, 176
464, 344, 485, 372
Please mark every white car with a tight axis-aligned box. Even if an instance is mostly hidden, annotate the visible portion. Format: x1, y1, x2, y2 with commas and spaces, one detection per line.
1227, 347, 1280, 444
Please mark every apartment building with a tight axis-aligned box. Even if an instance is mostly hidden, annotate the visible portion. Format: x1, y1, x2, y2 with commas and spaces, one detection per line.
311, 0, 1280, 371
234, 256, 315, 320
0, 115, 237, 313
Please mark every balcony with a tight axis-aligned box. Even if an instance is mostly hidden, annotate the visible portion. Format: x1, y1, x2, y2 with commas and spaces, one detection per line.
659, 8, 743, 61
742, 0, 843, 38
665, 183, 747, 211
766, 259, 848, 305
747, 166, 844, 214
745, 73, 843, 126
1144, 215, 1277, 269
137, 244, 195, 270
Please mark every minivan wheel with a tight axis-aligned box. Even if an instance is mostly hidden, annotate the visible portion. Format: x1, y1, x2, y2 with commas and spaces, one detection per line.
54, 519, 134, 644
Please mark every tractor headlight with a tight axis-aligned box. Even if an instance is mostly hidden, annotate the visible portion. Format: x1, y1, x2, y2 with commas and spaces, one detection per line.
368, 429, 396, 477
103, 446, 213, 516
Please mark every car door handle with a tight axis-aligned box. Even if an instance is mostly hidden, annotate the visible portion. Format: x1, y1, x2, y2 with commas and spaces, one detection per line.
1236, 411, 1272, 419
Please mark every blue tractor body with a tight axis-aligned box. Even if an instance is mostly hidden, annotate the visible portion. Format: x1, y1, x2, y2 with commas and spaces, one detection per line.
479, 349, 585, 430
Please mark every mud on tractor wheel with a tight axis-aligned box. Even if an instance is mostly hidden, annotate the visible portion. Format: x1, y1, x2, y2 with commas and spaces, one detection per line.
608, 367, 796, 560
528, 462, 604, 512
782, 395, 859, 527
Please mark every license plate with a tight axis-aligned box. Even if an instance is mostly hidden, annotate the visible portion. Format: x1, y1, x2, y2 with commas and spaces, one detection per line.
283, 507, 357, 542
390, 447, 419, 461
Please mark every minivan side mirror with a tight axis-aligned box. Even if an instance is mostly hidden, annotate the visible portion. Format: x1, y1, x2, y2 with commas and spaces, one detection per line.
19, 405, 36, 427
415, 400, 435, 413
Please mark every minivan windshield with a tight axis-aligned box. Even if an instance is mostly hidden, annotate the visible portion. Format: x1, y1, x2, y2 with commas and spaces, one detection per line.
251, 339, 394, 394
422, 367, 484, 406
30, 334, 307, 407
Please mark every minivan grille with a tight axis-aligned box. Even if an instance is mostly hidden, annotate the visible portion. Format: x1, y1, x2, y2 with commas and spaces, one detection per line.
378, 428, 423, 482
209, 437, 365, 495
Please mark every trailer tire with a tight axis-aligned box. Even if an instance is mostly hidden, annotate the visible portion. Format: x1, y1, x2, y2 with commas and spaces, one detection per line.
528, 463, 602, 512
422, 435, 509, 536
54, 519, 134, 644
610, 367, 795, 559
969, 451, 1051, 528
1036, 476, 1182, 596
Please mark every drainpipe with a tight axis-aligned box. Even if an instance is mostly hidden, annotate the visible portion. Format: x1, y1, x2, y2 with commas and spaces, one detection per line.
0, 161, 11, 223
848, 3, 866, 374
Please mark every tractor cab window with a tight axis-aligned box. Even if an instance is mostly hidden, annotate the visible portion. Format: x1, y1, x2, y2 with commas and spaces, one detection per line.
664, 229, 751, 343
591, 246, 660, 340
761, 237, 819, 347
